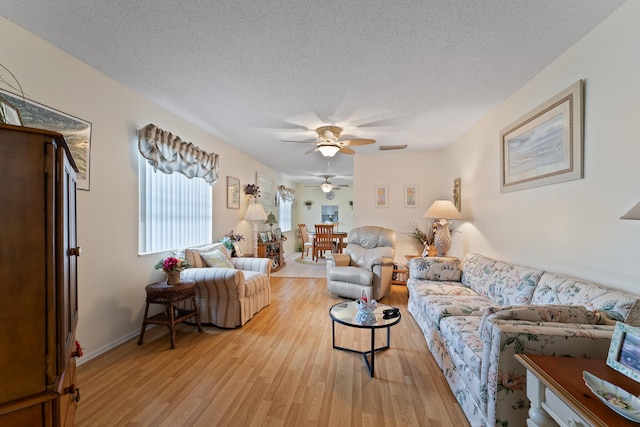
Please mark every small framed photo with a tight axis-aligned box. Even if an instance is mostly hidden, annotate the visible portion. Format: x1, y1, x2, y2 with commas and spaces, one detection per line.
232, 242, 244, 257
274, 227, 282, 240
266, 230, 273, 241
375, 185, 388, 208
227, 176, 240, 209
606, 322, 640, 382
260, 232, 267, 243
404, 185, 418, 208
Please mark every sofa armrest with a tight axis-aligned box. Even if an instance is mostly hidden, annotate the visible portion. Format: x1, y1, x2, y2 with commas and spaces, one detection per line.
480, 318, 614, 425
231, 257, 271, 277
479, 304, 603, 340
327, 253, 351, 267
181, 267, 246, 299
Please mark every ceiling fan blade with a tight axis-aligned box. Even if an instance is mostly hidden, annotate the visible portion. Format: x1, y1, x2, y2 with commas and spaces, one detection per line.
283, 138, 318, 144
340, 138, 375, 146
304, 146, 319, 155
338, 146, 356, 155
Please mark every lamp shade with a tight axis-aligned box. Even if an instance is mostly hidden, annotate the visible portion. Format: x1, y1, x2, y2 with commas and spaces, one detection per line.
244, 203, 267, 221
317, 144, 340, 158
621, 201, 640, 220
265, 211, 277, 226
423, 200, 462, 221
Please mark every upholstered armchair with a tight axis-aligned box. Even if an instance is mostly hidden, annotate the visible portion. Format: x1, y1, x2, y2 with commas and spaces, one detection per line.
176, 242, 271, 328
326, 226, 396, 300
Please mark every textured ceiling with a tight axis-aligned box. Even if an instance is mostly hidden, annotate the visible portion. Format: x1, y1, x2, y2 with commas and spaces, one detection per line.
0, 1, 626, 185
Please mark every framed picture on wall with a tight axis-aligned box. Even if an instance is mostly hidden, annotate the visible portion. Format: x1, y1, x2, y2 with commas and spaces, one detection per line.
0, 88, 92, 191
256, 172, 274, 213
375, 185, 388, 208
404, 185, 418, 208
227, 176, 240, 209
500, 80, 584, 193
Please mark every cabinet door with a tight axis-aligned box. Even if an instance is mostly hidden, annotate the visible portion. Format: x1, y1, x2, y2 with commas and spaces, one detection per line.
57, 147, 78, 373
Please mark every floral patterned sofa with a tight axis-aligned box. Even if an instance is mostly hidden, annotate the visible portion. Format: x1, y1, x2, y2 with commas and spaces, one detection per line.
407, 253, 640, 427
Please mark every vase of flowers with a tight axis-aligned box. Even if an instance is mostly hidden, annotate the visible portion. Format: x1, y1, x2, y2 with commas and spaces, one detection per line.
155, 255, 192, 285
407, 222, 436, 256
244, 184, 260, 201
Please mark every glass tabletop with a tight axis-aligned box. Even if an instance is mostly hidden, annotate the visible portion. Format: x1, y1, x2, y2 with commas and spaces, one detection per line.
329, 301, 401, 328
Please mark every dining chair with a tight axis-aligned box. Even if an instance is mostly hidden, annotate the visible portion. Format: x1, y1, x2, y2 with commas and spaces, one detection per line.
297, 224, 313, 259
313, 224, 334, 262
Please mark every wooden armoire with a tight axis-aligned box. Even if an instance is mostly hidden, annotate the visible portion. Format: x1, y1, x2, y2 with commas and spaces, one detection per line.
0, 124, 80, 426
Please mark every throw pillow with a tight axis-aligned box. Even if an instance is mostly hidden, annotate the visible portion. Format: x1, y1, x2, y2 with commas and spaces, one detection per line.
201, 249, 234, 269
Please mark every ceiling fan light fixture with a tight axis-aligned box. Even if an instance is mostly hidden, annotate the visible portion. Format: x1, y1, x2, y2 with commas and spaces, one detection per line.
320, 182, 333, 193
317, 144, 340, 158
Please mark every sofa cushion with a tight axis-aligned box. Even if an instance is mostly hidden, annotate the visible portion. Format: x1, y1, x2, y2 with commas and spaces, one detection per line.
328, 266, 372, 286
532, 272, 640, 326
410, 257, 462, 281
201, 249, 234, 269
440, 316, 484, 380
483, 261, 543, 306
408, 278, 478, 298
461, 253, 497, 296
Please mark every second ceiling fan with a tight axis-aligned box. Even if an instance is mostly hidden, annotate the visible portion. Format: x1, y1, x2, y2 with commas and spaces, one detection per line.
305, 175, 349, 193
290, 125, 376, 157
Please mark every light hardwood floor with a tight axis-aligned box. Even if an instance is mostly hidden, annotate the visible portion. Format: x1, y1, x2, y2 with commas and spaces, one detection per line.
75, 261, 469, 426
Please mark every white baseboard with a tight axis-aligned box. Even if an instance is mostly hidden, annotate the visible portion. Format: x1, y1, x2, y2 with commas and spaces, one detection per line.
77, 327, 149, 366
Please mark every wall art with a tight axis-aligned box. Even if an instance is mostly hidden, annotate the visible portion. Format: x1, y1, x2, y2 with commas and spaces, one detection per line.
500, 80, 583, 193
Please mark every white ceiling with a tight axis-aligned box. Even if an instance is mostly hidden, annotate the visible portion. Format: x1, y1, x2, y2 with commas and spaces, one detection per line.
1, 1, 626, 185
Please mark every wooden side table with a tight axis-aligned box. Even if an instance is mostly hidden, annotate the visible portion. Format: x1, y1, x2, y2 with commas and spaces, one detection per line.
137, 279, 203, 349
391, 255, 419, 286
516, 354, 640, 426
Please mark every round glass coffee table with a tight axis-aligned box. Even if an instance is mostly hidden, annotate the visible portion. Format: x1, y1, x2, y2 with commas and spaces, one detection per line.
329, 301, 401, 377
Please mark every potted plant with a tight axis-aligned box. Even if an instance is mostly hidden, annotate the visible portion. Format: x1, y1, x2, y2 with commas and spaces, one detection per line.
407, 222, 437, 257
304, 200, 313, 210
154, 255, 192, 285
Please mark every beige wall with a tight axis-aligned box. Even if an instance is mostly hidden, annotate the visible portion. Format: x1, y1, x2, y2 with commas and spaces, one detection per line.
352, 1, 640, 294
0, 16, 294, 360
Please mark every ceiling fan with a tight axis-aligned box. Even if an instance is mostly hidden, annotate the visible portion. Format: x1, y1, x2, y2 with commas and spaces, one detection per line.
287, 125, 375, 157
305, 175, 349, 193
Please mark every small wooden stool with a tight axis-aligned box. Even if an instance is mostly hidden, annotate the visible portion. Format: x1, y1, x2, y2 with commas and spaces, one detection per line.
137, 279, 203, 349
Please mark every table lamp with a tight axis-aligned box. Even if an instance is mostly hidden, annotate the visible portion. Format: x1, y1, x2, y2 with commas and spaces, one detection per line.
245, 202, 267, 257
265, 211, 277, 233
423, 200, 462, 256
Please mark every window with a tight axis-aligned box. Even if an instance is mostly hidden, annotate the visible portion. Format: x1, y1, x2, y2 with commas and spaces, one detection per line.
278, 199, 292, 232
138, 157, 212, 254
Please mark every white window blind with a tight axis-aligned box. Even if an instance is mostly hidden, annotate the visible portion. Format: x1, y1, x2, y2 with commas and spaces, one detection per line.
279, 199, 292, 232
139, 156, 212, 254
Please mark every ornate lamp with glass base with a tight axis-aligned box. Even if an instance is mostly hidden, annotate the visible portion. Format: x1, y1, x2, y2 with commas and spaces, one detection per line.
423, 200, 462, 256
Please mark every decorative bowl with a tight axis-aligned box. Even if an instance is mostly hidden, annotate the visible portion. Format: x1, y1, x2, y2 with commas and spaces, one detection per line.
583, 371, 640, 423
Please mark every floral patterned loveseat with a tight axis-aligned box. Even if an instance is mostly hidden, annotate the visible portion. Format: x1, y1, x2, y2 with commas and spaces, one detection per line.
407, 253, 640, 427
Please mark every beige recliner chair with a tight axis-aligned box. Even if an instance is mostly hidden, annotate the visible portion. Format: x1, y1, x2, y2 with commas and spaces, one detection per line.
326, 226, 396, 300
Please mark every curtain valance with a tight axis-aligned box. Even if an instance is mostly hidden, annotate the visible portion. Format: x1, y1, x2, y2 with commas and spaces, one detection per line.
138, 123, 220, 185
277, 185, 295, 202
